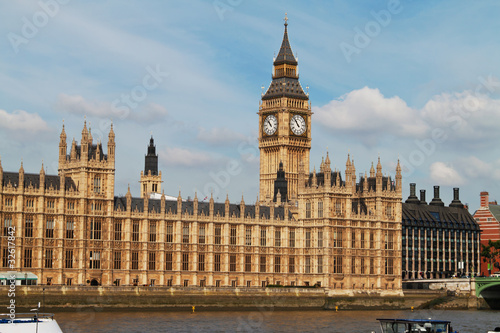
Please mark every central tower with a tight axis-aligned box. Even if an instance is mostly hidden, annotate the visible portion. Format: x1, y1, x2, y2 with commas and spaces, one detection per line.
259, 17, 311, 202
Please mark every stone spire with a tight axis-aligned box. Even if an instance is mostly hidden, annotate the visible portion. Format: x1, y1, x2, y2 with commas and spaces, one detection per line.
274, 13, 298, 67
395, 159, 402, 193
376, 156, 382, 176
107, 122, 115, 158
370, 162, 375, 178
59, 123, 67, 166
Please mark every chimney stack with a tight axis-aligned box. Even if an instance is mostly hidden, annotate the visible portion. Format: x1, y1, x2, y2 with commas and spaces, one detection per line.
480, 191, 489, 209
405, 183, 420, 204
429, 185, 444, 206
420, 190, 427, 205
450, 188, 463, 208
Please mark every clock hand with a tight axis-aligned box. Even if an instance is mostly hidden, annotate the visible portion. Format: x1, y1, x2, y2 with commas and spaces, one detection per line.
294, 118, 300, 127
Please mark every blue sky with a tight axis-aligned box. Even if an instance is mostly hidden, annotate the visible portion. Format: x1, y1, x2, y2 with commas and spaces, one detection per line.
1, 0, 500, 212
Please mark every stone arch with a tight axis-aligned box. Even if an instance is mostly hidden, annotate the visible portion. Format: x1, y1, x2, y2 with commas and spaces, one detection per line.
90, 278, 100, 286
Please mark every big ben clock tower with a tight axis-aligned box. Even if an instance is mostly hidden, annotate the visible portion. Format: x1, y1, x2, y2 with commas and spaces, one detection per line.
259, 16, 311, 202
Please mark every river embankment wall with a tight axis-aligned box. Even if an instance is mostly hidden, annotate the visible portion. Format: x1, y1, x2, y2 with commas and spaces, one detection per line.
0, 286, 483, 311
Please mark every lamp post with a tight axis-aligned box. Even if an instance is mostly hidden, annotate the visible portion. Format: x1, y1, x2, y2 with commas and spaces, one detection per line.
24, 273, 27, 286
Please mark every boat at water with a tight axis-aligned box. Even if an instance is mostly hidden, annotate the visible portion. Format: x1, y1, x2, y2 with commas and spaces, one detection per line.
487, 328, 500, 333
376, 318, 456, 333
0, 303, 63, 333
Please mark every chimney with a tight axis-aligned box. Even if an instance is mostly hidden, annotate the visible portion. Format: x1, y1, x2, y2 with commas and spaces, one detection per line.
480, 191, 489, 208
449, 188, 463, 208
420, 190, 427, 205
405, 183, 420, 204
429, 186, 444, 206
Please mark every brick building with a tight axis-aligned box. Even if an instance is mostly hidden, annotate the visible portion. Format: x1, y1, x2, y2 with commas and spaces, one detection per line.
473, 191, 500, 276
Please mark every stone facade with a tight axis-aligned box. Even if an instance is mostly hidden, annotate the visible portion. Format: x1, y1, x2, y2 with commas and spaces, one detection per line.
0, 20, 403, 295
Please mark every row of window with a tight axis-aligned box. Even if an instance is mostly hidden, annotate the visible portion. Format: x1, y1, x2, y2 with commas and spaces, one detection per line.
3, 217, 396, 252
5, 249, 394, 275
3, 198, 80, 210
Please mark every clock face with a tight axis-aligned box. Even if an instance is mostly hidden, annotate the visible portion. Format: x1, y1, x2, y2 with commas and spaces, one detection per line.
263, 114, 278, 136
290, 114, 306, 136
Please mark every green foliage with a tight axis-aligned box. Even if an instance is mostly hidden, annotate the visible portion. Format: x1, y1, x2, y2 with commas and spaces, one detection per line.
481, 240, 500, 271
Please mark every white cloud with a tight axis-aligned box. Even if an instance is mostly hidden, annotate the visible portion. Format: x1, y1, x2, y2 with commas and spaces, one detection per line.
0, 109, 50, 132
429, 162, 464, 186
420, 90, 500, 147
314, 87, 428, 142
159, 147, 216, 167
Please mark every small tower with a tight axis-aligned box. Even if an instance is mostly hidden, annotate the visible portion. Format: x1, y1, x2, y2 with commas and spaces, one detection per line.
59, 123, 67, 168
139, 136, 163, 198
273, 161, 288, 203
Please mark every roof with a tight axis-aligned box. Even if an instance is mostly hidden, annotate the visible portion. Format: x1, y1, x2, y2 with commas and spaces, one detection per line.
113, 197, 292, 219
2, 172, 76, 191
262, 77, 308, 100
274, 23, 297, 66
70, 142, 108, 161
488, 205, 500, 221
307, 170, 344, 187
403, 202, 479, 231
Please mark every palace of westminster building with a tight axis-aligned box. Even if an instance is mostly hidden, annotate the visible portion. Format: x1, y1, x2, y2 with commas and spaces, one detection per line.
0, 21, 406, 295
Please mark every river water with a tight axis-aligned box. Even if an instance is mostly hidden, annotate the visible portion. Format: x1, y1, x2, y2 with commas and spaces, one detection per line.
56, 309, 499, 332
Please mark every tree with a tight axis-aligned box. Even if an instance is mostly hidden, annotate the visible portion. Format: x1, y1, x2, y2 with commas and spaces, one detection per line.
481, 240, 500, 275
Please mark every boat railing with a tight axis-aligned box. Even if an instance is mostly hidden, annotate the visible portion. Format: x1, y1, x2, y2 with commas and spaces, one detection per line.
0, 312, 56, 323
